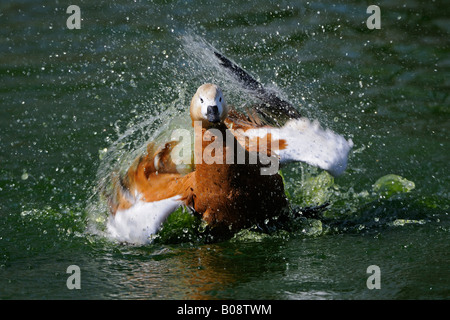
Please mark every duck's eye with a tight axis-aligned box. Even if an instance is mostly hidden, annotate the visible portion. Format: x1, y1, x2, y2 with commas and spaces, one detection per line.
200, 98, 204, 103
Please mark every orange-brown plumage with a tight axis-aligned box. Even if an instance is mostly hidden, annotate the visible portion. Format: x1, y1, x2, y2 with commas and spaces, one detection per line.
188, 123, 288, 233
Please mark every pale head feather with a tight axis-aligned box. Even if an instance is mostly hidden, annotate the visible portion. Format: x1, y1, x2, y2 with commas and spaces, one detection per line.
190, 83, 228, 126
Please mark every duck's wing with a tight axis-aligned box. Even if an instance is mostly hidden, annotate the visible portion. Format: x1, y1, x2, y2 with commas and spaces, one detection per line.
106, 195, 183, 244
214, 50, 301, 126
227, 116, 353, 177
215, 50, 353, 176
105, 142, 194, 244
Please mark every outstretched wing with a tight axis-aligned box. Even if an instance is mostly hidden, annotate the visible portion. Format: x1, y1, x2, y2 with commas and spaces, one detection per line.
215, 50, 353, 176
107, 196, 183, 244
227, 116, 353, 177
214, 50, 301, 126
105, 142, 194, 244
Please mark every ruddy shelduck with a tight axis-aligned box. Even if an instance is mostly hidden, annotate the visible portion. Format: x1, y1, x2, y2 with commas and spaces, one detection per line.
105, 55, 353, 244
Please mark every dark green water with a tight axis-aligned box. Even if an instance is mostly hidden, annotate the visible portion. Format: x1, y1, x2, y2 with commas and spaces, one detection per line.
1, 0, 449, 299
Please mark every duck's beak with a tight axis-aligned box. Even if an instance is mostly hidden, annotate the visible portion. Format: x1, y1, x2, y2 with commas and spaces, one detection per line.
206, 105, 221, 123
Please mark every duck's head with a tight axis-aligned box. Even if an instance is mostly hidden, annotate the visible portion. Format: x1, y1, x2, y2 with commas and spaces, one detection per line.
190, 83, 228, 127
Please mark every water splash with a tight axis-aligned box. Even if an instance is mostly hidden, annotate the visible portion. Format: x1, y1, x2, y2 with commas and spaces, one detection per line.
84, 33, 437, 245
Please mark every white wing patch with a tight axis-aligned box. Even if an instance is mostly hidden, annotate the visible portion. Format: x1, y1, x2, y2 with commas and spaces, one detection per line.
243, 118, 353, 177
106, 195, 183, 244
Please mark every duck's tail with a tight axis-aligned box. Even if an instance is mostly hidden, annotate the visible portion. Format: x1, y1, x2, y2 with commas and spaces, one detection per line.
213, 51, 301, 126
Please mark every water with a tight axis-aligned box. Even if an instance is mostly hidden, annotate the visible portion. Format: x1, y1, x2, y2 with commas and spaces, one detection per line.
1, 0, 449, 299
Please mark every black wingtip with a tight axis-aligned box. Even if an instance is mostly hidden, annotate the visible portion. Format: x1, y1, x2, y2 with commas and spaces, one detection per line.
214, 51, 265, 94
213, 50, 301, 125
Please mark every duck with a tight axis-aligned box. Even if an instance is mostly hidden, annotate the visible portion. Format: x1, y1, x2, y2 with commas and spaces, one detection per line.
104, 52, 353, 244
